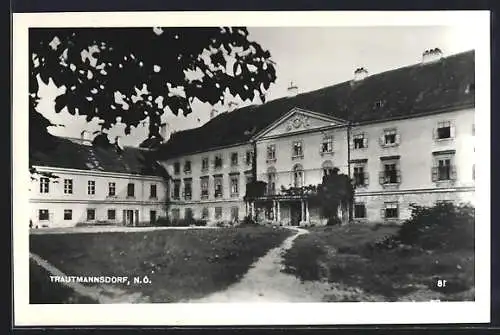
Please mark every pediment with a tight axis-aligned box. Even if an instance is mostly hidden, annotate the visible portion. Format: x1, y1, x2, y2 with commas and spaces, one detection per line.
254, 108, 347, 140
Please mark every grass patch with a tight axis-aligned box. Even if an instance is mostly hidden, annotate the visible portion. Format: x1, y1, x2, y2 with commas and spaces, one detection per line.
283, 223, 474, 301
30, 226, 291, 303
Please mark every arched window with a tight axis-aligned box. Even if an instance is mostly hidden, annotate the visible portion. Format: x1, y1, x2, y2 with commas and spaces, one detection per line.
322, 160, 334, 178
293, 164, 304, 188
267, 167, 277, 194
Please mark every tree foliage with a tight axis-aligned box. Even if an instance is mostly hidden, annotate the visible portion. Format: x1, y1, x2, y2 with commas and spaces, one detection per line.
29, 27, 277, 142
315, 168, 355, 225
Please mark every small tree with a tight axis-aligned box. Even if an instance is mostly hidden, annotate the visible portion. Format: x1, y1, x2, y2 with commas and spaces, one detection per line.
315, 168, 354, 225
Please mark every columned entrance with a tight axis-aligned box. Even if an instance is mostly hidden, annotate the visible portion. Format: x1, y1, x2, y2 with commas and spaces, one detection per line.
247, 196, 311, 226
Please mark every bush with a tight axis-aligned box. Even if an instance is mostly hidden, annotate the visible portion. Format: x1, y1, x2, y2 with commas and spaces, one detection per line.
194, 220, 207, 227
326, 217, 342, 226
239, 215, 257, 227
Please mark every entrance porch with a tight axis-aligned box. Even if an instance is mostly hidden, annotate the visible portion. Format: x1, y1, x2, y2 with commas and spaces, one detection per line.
246, 196, 320, 226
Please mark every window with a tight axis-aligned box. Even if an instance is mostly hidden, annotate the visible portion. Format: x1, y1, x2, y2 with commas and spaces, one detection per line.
322, 160, 334, 178
202, 157, 209, 171
381, 129, 399, 146
231, 206, 239, 222
200, 177, 209, 199
354, 203, 366, 218
215, 207, 223, 220
293, 164, 304, 188
246, 150, 253, 166
383, 202, 399, 219
321, 135, 333, 153
214, 154, 223, 169
173, 162, 180, 175
184, 160, 192, 174
172, 208, 180, 220
185, 208, 193, 220
173, 180, 181, 200
434, 121, 454, 140
267, 167, 276, 195
202, 207, 209, 219
64, 209, 72, 220
183, 179, 192, 200
150, 184, 157, 198
353, 166, 368, 187
353, 133, 367, 149
63, 179, 73, 194
379, 159, 401, 185
88, 180, 96, 195
107, 209, 116, 220
432, 154, 457, 182
39, 177, 49, 193
267, 144, 276, 161
150, 210, 157, 224
231, 152, 239, 166
87, 209, 96, 221
127, 183, 135, 197
230, 174, 239, 197
39, 209, 49, 221
108, 182, 116, 196
214, 176, 223, 198
292, 141, 303, 158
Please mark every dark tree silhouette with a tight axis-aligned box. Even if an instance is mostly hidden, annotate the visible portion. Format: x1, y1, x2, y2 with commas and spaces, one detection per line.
29, 27, 277, 143
315, 168, 355, 225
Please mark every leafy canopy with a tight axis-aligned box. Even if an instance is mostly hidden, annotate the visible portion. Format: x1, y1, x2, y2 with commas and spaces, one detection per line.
30, 27, 277, 141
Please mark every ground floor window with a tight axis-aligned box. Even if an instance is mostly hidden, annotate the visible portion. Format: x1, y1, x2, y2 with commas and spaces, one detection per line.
107, 209, 116, 220
382, 202, 399, 219
202, 207, 209, 219
63, 209, 72, 220
215, 207, 223, 220
39, 209, 49, 221
171, 208, 180, 220
87, 209, 96, 221
185, 208, 193, 220
231, 206, 239, 222
354, 203, 366, 218
150, 210, 157, 224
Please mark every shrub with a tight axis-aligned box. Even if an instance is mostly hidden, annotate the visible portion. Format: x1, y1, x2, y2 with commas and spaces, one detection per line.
194, 220, 207, 227
240, 215, 257, 227
326, 217, 342, 226
154, 216, 171, 227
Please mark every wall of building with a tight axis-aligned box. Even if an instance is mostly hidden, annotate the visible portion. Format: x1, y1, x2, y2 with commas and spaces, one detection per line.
30, 166, 167, 228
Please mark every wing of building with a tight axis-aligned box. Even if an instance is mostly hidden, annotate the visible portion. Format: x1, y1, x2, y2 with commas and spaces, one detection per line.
154, 49, 475, 225
30, 135, 168, 228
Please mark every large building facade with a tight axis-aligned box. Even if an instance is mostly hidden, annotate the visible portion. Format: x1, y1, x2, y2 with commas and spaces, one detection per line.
157, 50, 475, 225
29, 137, 168, 228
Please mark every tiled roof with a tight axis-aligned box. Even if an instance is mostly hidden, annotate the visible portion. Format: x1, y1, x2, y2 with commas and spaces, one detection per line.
155, 50, 474, 159
30, 136, 166, 177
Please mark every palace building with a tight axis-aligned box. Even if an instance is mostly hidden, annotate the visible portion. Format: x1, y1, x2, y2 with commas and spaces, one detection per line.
155, 49, 475, 225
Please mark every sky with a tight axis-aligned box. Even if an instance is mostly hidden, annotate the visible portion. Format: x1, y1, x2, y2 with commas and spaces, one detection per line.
35, 26, 476, 147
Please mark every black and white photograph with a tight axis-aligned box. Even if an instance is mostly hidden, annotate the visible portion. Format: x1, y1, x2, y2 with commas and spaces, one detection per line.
13, 10, 490, 326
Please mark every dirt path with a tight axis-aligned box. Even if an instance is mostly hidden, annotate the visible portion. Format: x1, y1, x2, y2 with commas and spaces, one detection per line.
189, 227, 366, 303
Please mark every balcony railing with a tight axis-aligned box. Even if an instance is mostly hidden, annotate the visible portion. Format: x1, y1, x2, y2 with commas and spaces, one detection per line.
431, 166, 457, 182
378, 170, 401, 185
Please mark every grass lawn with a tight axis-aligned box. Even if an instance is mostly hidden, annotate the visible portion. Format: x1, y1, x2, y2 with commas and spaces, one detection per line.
30, 226, 292, 303
283, 224, 475, 302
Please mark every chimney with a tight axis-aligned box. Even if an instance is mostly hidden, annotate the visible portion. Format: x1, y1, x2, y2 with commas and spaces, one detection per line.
353, 67, 369, 81
287, 81, 298, 97
228, 101, 239, 112
421, 48, 443, 64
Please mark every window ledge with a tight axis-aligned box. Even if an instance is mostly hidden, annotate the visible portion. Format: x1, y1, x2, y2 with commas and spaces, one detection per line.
435, 137, 454, 142
126, 196, 136, 199
381, 144, 399, 148
292, 155, 304, 160
230, 194, 239, 198
266, 159, 277, 164
320, 151, 334, 156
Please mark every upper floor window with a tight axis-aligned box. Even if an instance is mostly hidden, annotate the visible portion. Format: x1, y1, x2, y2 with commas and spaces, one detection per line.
434, 121, 455, 140
200, 177, 209, 199
201, 157, 209, 171
321, 135, 333, 154
183, 179, 192, 200
293, 164, 304, 188
379, 157, 401, 185
353, 133, 368, 149
214, 176, 223, 198
230, 174, 239, 197
88, 180, 96, 195
173, 180, 181, 200
432, 151, 457, 182
173, 162, 180, 175
184, 160, 192, 174
214, 154, 223, 169
39, 177, 50, 193
322, 160, 334, 178
353, 166, 368, 187
108, 182, 116, 196
150, 184, 157, 198
267, 144, 276, 162
63, 179, 73, 194
231, 152, 239, 166
267, 167, 276, 195
245, 150, 253, 166
127, 183, 135, 197
292, 141, 304, 159
380, 128, 400, 147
